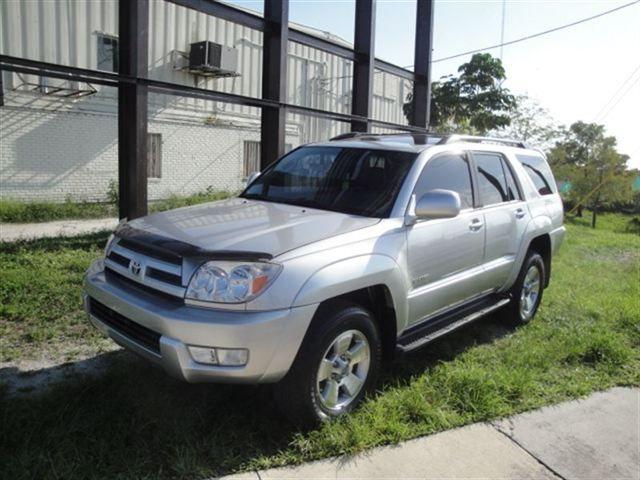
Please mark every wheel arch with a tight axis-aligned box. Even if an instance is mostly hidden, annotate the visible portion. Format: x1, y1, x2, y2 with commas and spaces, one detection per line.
527, 233, 552, 287
291, 255, 407, 362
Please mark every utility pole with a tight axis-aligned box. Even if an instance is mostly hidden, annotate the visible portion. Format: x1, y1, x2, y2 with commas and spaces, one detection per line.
499, 0, 506, 61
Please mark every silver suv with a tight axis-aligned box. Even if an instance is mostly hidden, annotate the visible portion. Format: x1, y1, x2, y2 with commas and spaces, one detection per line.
84, 133, 565, 425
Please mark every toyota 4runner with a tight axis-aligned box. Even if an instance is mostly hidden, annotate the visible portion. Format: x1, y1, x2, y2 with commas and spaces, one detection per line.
84, 133, 565, 425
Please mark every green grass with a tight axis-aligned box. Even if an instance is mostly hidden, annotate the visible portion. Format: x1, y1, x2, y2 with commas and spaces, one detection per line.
0, 190, 233, 223
0, 232, 111, 362
565, 210, 640, 234
0, 198, 117, 223
1, 214, 639, 479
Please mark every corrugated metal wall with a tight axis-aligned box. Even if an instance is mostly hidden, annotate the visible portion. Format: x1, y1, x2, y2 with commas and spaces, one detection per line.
0, 0, 411, 135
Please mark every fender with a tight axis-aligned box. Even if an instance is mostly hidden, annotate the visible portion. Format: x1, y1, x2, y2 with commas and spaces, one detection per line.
291, 254, 409, 331
502, 214, 552, 290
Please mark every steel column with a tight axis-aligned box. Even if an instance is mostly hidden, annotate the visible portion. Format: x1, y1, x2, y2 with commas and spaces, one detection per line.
260, 0, 288, 170
411, 0, 434, 129
351, 0, 376, 132
118, 0, 149, 220
0, 67, 4, 107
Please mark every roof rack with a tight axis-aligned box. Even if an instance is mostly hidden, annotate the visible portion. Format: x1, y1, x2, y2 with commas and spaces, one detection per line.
328, 132, 529, 149
438, 135, 529, 149
329, 132, 377, 141
329, 132, 446, 143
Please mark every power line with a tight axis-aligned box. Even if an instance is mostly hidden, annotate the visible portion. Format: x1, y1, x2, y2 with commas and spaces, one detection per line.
431, 0, 640, 64
595, 74, 640, 122
325, 0, 639, 83
593, 64, 640, 122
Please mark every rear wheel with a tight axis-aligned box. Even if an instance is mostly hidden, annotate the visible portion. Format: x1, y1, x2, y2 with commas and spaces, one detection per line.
274, 302, 381, 427
502, 252, 545, 325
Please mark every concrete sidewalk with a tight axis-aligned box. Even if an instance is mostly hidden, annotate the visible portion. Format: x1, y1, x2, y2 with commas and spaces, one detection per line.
0, 217, 118, 242
223, 387, 639, 480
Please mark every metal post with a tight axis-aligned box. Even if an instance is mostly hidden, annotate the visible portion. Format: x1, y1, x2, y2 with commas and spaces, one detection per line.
351, 0, 375, 132
412, 0, 434, 129
0, 67, 4, 107
260, 0, 288, 170
118, 0, 149, 220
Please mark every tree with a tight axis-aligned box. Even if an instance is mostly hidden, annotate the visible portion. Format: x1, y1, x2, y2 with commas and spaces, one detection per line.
403, 53, 516, 133
492, 95, 562, 151
548, 122, 632, 228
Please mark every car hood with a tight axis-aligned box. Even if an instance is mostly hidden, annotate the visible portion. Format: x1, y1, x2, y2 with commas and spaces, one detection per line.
124, 197, 380, 258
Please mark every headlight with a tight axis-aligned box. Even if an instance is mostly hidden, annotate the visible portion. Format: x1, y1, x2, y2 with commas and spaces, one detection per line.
186, 261, 281, 304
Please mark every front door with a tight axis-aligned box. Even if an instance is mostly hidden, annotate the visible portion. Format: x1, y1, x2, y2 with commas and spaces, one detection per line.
406, 152, 486, 325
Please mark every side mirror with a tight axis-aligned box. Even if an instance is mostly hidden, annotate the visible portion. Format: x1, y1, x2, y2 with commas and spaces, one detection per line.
246, 171, 260, 186
415, 189, 461, 220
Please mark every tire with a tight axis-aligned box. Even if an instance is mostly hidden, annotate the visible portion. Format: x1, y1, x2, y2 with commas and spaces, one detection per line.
273, 301, 382, 427
502, 251, 546, 326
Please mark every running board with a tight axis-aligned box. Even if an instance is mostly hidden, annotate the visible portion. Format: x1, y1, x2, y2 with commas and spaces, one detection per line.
397, 297, 510, 353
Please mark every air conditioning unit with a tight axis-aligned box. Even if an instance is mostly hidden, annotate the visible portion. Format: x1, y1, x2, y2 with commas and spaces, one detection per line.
188, 41, 239, 77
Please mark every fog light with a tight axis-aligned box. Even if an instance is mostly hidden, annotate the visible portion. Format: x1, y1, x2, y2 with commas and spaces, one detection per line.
216, 348, 249, 366
188, 346, 218, 365
188, 346, 248, 366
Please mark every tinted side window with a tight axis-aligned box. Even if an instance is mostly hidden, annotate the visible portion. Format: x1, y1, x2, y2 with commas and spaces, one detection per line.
475, 153, 510, 205
516, 154, 557, 196
414, 153, 474, 209
502, 159, 521, 201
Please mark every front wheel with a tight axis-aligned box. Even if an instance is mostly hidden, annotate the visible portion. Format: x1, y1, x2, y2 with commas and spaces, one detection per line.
274, 302, 381, 427
502, 252, 545, 325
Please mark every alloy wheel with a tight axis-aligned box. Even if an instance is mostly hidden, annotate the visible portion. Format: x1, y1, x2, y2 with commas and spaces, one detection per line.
520, 264, 541, 320
315, 329, 371, 413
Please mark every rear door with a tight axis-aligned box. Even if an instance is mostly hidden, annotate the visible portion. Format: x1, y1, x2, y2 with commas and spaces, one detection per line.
516, 153, 564, 231
405, 152, 486, 325
472, 151, 530, 289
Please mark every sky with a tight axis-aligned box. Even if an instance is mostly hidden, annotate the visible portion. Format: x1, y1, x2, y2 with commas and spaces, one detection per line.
225, 0, 640, 170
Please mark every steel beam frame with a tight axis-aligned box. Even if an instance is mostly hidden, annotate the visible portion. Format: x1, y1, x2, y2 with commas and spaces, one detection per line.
0, 67, 4, 107
412, 0, 435, 128
0, 0, 434, 217
118, 0, 149, 220
260, 0, 288, 170
351, 0, 376, 132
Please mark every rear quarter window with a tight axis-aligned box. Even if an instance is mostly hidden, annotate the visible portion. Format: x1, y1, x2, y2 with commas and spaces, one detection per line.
516, 154, 558, 196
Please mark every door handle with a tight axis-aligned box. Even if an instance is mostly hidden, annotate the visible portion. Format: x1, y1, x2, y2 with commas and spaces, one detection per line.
469, 218, 484, 231
515, 208, 527, 219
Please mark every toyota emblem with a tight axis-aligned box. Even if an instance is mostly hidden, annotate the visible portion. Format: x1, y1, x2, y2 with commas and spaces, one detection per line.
129, 259, 142, 276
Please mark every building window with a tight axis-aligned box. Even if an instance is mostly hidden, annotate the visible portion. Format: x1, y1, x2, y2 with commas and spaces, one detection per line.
243, 141, 261, 178
97, 34, 119, 72
148, 133, 162, 178
243, 141, 292, 177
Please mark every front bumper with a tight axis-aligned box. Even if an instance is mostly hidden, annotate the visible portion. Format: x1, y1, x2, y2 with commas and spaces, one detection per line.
83, 263, 317, 384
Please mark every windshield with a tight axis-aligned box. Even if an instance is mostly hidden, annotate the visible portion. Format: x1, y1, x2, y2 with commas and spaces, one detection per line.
241, 146, 417, 217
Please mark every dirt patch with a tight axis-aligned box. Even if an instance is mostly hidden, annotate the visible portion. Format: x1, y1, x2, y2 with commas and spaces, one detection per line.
0, 343, 122, 398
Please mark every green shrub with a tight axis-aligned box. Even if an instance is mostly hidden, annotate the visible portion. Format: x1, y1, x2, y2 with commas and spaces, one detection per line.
0, 198, 115, 223
626, 217, 640, 235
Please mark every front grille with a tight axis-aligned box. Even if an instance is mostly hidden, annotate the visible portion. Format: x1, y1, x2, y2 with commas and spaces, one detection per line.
104, 237, 185, 298
104, 268, 182, 304
107, 250, 130, 268
89, 298, 161, 354
147, 267, 182, 286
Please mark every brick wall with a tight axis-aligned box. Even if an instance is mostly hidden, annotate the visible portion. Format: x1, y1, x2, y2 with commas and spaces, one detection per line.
0, 105, 299, 202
